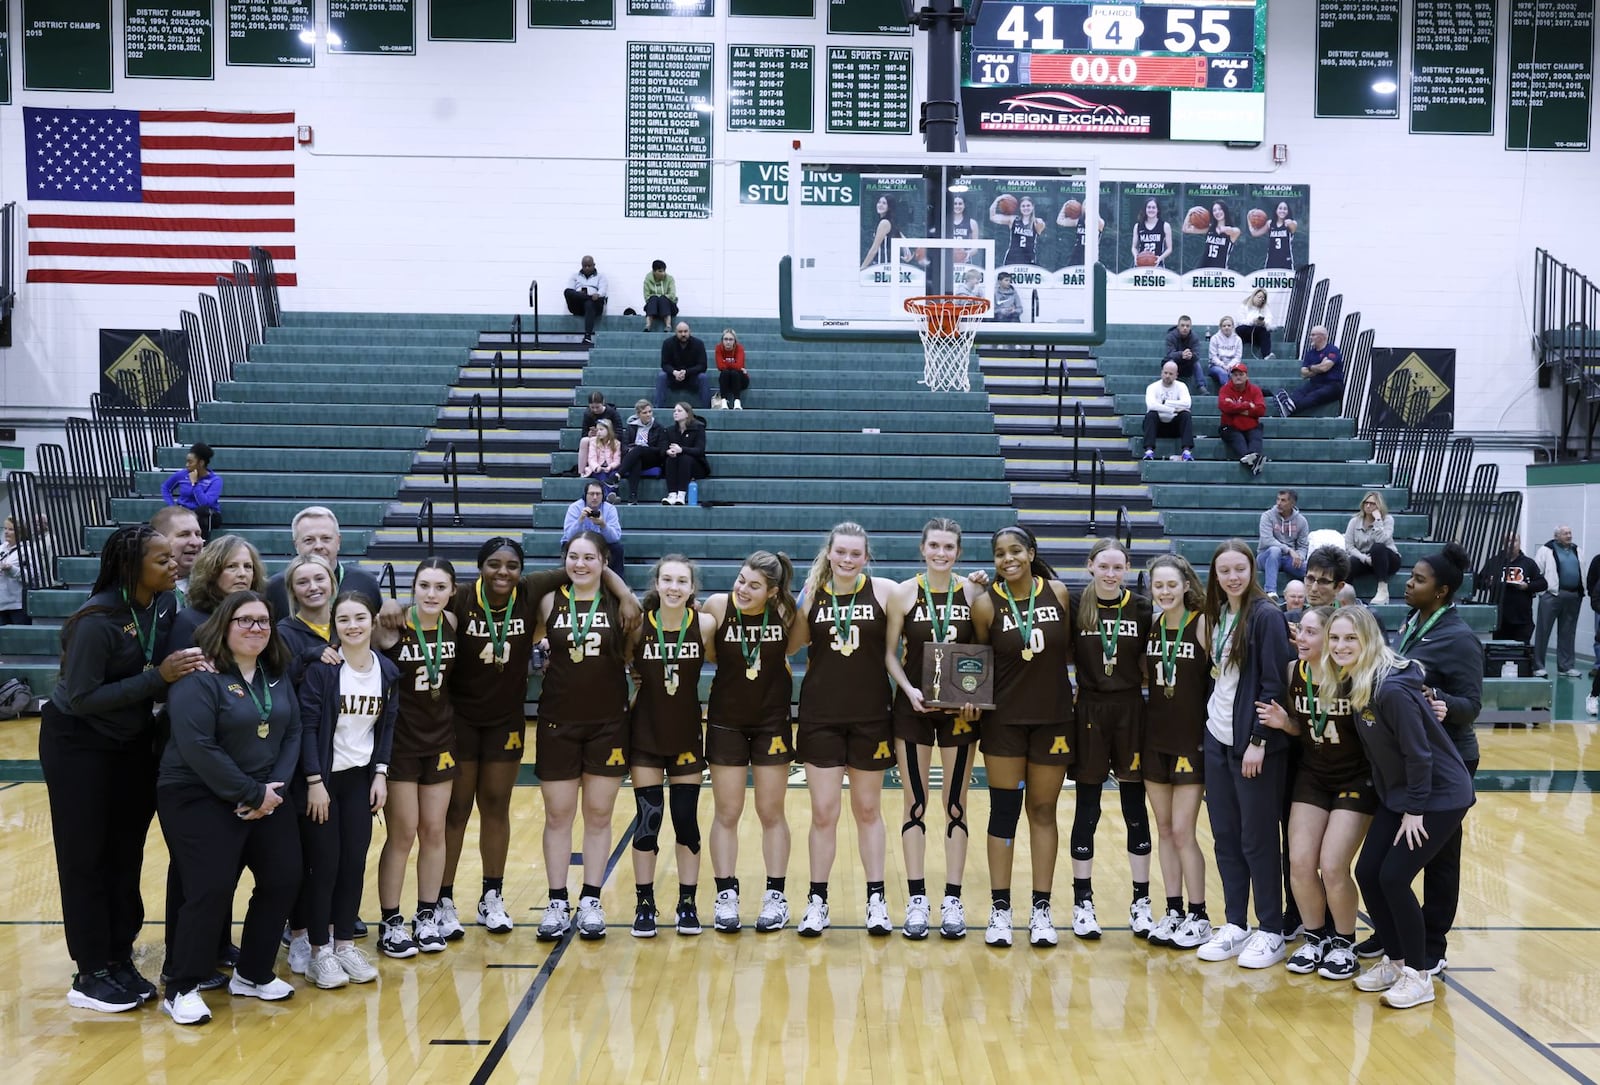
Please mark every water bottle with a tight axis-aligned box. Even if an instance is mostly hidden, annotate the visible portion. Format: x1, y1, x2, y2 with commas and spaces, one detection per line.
686, 481, 699, 507
1501, 660, 1516, 678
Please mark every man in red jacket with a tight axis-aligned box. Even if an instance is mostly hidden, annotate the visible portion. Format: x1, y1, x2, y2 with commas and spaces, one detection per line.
1218, 363, 1267, 476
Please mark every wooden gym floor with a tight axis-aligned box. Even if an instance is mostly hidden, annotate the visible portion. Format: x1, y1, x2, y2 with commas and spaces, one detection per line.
1, 696, 1597, 1084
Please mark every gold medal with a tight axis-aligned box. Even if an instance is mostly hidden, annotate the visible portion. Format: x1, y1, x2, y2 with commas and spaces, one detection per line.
1104, 660, 1115, 676
1210, 665, 1220, 679
495, 661, 505, 673
745, 664, 760, 680
1164, 686, 1175, 700
839, 644, 855, 657
430, 686, 441, 701
1021, 648, 1034, 662
256, 721, 269, 739
569, 646, 585, 664
665, 665, 679, 696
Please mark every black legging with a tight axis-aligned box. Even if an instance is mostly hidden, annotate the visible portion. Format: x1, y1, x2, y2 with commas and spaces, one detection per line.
1422, 757, 1478, 962
663, 450, 704, 494
1355, 806, 1468, 970
718, 369, 749, 401
1360, 544, 1402, 581
296, 767, 375, 946
1242, 322, 1272, 357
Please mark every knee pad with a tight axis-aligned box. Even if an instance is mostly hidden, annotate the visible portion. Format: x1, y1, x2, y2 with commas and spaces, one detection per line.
902, 741, 929, 838
633, 784, 664, 854
945, 744, 971, 839
1070, 783, 1103, 861
1119, 782, 1152, 856
987, 785, 1024, 842
669, 783, 702, 855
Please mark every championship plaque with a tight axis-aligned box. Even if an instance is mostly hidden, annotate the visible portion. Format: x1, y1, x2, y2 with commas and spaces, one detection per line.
922, 643, 996, 710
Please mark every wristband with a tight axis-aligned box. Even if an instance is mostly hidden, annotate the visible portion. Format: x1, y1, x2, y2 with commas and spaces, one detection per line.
306, 776, 323, 785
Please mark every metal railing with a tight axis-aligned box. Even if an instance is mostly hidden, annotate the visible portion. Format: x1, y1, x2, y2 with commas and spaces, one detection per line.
1052, 349, 1071, 435
1070, 402, 1086, 480
1086, 451, 1106, 534
1533, 248, 1600, 460
510, 316, 525, 382
470, 393, 487, 472
528, 279, 541, 346
379, 562, 397, 601
493, 351, 506, 423
416, 498, 435, 555
441, 442, 463, 526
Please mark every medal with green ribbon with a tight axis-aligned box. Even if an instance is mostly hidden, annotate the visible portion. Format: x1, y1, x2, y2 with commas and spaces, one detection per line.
1303, 662, 1331, 740
1211, 606, 1240, 679
565, 587, 603, 665
738, 605, 769, 680
918, 573, 956, 644
122, 588, 158, 672
243, 669, 273, 739
1157, 608, 1191, 699
477, 579, 517, 673
656, 608, 691, 696
1397, 604, 1452, 655
1001, 577, 1039, 662
1098, 589, 1128, 676
829, 574, 863, 657
409, 605, 445, 699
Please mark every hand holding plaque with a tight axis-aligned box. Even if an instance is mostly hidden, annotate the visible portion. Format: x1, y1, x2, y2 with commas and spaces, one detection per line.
921, 643, 996, 711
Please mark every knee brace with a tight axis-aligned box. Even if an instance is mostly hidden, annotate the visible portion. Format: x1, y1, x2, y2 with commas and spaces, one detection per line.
633, 784, 664, 854
669, 783, 702, 855
1119, 782, 1152, 856
1070, 783, 1103, 861
987, 784, 1024, 843
901, 741, 928, 838
945, 744, 971, 839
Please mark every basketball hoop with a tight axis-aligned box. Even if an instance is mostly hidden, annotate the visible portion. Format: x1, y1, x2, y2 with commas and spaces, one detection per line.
905, 295, 990, 393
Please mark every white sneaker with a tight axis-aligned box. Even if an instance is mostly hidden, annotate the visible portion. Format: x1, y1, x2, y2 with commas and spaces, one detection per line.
378, 915, 418, 958
1285, 934, 1324, 974
1072, 899, 1102, 940
714, 888, 741, 932
478, 890, 514, 933
412, 910, 446, 953
733, 401, 743, 410
1372, 583, 1390, 606
1587, 695, 1598, 716
755, 890, 788, 933
437, 897, 466, 941
985, 906, 1013, 947
865, 893, 892, 936
711, 395, 725, 409
1381, 966, 1436, 1009
1423, 957, 1449, 977
1238, 929, 1287, 968
308, 950, 348, 990
1355, 955, 1405, 992
575, 896, 606, 940
286, 933, 311, 975
902, 894, 931, 940
536, 899, 573, 942
1171, 912, 1214, 949
1318, 938, 1359, 980
1129, 896, 1155, 938
333, 945, 378, 983
228, 973, 295, 1001
939, 896, 967, 940
797, 895, 830, 937
1147, 908, 1183, 947
162, 989, 212, 1025
1030, 902, 1058, 947
1197, 923, 1252, 961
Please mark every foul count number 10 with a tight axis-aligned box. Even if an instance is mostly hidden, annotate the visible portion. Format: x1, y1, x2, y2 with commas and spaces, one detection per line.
989, 5, 1235, 54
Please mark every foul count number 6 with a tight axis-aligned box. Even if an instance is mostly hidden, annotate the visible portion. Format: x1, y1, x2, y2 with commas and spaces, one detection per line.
991, 5, 1232, 56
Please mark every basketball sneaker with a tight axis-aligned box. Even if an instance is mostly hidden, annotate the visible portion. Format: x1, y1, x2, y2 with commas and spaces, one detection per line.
1129, 896, 1155, 938
1355, 955, 1404, 993
675, 901, 703, 936
536, 899, 573, 942
713, 888, 741, 933
436, 897, 466, 941
632, 901, 658, 939
1286, 933, 1324, 974
1317, 937, 1358, 980
865, 893, 892, 937
413, 910, 446, 953
755, 890, 789, 933
378, 916, 419, 959
797, 895, 830, 937
478, 890, 514, 933
939, 896, 967, 940
1029, 902, 1058, 947
1147, 908, 1184, 947
1072, 899, 1102, 940
902, 894, 931, 940
985, 906, 1013, 947
575, 896, 606, 940
1382, 967, 1436, 1009
1172, 912, 1214, 950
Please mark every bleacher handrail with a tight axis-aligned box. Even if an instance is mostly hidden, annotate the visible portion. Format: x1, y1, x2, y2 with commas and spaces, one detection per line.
416, 498, 435, 555
1087, 451, 1106, 535
1071, 401, 1086, 480
442, 442, 462, 526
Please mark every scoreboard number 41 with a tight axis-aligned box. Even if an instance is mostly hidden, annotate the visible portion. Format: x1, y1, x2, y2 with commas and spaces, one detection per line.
988, 4, 1237, 55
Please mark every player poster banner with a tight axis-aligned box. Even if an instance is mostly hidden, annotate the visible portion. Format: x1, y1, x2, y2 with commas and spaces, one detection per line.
99, 328, 190, 408
1368, 347, 1455, 428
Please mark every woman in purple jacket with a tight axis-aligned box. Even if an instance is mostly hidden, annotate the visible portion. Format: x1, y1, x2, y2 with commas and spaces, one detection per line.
161, 442, 223, 538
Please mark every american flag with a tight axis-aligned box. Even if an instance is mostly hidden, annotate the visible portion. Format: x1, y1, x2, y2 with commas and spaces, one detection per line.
24, 107, 298, 287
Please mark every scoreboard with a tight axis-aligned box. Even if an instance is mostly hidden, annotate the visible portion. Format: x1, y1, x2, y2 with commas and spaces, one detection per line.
962, 1, 1267, 143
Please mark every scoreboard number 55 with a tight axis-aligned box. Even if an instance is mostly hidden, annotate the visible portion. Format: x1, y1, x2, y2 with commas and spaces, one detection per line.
990, 4, 1235, 55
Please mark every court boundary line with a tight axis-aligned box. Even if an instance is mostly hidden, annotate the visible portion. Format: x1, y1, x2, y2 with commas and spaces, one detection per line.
469, 817, 638, 1085
1441, 973, 1597, 1084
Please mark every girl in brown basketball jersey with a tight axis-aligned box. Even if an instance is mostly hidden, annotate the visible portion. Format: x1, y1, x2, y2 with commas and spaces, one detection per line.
885, 518, 983, 940
626, 555, 717, 938
532, 531, 631, 943
1069, 539, 1154, 941
703, 550, 800, 934
790, 522, 899, 938
971, 526, 1075, 949
372, 558, 460, 960
1141, 554, 1213, 951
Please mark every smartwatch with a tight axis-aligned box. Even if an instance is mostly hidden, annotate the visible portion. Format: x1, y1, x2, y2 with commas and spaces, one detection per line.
1248, 736, 1266, 749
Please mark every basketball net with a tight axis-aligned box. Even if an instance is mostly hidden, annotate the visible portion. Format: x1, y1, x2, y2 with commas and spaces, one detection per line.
904, 295, 990, 393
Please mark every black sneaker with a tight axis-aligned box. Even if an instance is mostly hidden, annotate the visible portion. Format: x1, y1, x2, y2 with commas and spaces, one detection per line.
676, 901, 703, 936
218, 942, 240, 969
379, 916, 419, 959
160, 962, 228, 991
632, 901, 659, 939
352, 917, 369, 939
108, 961, 158, 1004
1354, 933, 1384, 958
68, 970, 139, 1013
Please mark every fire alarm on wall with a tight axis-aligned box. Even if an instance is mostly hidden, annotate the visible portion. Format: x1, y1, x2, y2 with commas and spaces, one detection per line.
1272, 143, 1288, 164
297, 125, 313, 145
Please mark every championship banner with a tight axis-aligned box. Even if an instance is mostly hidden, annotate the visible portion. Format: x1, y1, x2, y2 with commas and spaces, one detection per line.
100, 328, 189, 408
1368, 347, 1455, 428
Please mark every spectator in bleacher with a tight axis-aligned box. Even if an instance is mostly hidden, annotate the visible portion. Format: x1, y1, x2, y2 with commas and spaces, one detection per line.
1532, 524, 1584, 678
580, 419, 623, 501
1479, 532, 1544, 645
991, 273, 1022, 322
562, 481, 624, 573
1239, 289, 1274, 360
161, 442, 223, 539
657, 322, 709, 407
563, 255, 608, 347
0, 517, 28, 625
151, 507, 205, 602
170, 534, 267, 651
1344, 491, 1403, 605
712, 328, 749, 410
575, 391, 624, 478
642, 260, 679, 332
661, 402, 709, 507
1141, 361, 1195, 462
1335, 584, 1360, 608
1304, 546, 1352, 613
618, 400, 668, 505
1257, 489, 1310, 601
265, 507, 386, 622
1218, 363, 1267, 476
1282, 580, 1306, 614
1272, 325, 1345, 418
1205, 315, 1244, 394
1163, 315, 1200, 391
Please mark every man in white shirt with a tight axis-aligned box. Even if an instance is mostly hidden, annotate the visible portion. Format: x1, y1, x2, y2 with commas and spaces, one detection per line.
564, 255, 609, 346
1141, 361, 1194, 461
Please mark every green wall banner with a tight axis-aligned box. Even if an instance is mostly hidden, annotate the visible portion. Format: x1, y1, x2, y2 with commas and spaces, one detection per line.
329, 0, 415, 54
22, 0, 113, 92
738, 162, 857, 205
0, 5, 11, 103
1506, 0, 1594, 151
1314, 0, 1400, 118
625, 42, 714, 219
225, 0, 315, 67
827, 0, 908, 35
728, 45, 813, 131
629, 0, 711, 14
429, 0, 513, 41
529, 0, 614, 28
1409, 0, 1495, 135
126, 1, 214, 80
825, 47, 911, 133
732, 0, 812, 15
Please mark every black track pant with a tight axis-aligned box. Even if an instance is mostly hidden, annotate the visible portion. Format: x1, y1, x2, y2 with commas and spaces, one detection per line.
296, 767, 375, 946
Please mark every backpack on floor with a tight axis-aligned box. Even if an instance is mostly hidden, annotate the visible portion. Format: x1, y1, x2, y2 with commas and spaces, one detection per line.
0, 678, 34, 719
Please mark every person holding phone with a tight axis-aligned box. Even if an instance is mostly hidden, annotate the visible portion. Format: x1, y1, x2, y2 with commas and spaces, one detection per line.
563, 480, 625, 572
